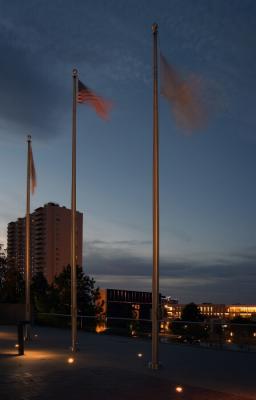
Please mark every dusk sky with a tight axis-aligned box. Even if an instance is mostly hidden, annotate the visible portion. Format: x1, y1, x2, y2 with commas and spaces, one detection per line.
1, 0, 256, 303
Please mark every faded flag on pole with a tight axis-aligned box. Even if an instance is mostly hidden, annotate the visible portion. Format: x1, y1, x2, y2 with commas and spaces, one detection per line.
30, 145, 36, 194
160, 53, 206, 132
77, 80, 112, 120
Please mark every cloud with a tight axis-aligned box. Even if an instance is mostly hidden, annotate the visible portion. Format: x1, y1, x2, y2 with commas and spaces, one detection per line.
1, 0, 255, 141
84, 240, 256, 303
0, 0, 153, 140
88, 239, 152, 247
0, 30, 67, 139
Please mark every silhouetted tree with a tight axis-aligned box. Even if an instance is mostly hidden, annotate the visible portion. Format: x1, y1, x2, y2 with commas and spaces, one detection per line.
0, 244, 7, 296
0, 265, 24, 303
230, 316, 255, 347
171, 303, 208, 342
31, 272, 51, 313
50, 265, 102, 316
181, 303, 204, 322
0, 244, 25, 303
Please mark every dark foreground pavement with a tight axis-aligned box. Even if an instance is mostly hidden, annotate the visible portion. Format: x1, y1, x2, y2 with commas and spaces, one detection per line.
0, 325, 255, 400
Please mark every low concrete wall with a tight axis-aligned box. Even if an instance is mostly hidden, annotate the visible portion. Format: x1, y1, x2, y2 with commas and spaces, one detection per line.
0, 303, 26, 324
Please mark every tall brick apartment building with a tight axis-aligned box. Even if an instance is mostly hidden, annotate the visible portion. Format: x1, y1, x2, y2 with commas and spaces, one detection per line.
7, 202, 83, 283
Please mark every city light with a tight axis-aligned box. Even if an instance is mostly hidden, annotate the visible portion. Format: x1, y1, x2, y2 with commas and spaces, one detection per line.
95, 324, 107, 333
67, 357, 75, 364
137, 353, 143, 358
7, 349, 61, 360
175, 386, 183, 393
0, 331, 17, 341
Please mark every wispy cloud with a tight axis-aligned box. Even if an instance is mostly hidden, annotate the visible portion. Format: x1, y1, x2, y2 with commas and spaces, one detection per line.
85, 239, 256, 303
0, 30, 66, 138
1, 0, 255, 140
88, 239, 151, 247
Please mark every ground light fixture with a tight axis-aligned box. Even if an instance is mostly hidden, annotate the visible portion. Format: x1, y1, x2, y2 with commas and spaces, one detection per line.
175, 386, 183, 393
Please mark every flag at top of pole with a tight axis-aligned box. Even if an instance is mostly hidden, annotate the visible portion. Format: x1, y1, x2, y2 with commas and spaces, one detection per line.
29, 143, 37, 194
77, 79, 112, 120
25, 135, 36, 341
160, 53, 205, 132
151, 22, 160, 371
149, 21, 205, 371
70, 69, 112, 353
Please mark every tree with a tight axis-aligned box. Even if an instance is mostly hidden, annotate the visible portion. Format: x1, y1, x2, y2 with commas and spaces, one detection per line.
0, 266, 24, 303
33, 266, 102, 329
0, 244, 7, 298
230, 316, 254, 348
0, 243, 25, 303
171, 302, 208, 342
31, 272, 51, 313
181, 303, 204, 322
50, 265, 102, 316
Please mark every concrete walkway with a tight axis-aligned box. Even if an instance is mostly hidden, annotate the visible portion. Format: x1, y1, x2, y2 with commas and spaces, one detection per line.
0, 325, 255, 400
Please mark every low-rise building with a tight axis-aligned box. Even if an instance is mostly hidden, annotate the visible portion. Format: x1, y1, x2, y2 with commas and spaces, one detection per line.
99, 288, 154, 321
163, 299, 256, 320
227, 305, 256, 319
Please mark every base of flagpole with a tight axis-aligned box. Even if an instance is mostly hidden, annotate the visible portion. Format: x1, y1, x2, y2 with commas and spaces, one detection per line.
148, 361, 162, 370
70, 345, 79, 352
24, 322, 32, 341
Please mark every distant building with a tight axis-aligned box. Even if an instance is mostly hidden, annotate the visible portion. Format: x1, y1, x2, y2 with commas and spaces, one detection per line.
7, 202, 83, 283
163, 299, 256, 320
199, 303, 226, 319
162, 297, 179, 319
99, 288, 154, 321
227, 305, 256, 319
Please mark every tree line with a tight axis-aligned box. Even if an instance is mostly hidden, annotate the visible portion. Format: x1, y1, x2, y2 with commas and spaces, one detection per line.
0, 246, 102, 318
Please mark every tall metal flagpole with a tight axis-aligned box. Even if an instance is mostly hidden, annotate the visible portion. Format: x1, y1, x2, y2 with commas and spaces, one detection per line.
71, 68, 78, 352
25, 135, 31, 340
151, 22, 160, 369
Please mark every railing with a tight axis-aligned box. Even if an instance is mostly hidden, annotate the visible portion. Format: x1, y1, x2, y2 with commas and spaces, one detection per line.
34, 313, 256, 351
163, 319, 256, 351
35, 312, 152, 337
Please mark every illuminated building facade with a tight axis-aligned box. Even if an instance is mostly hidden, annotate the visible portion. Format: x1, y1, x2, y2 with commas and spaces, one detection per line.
7, 202, 83, 283
96, 288, 157, 334
163, 299, 256, 320
199, 303, 226, 318
227, 305, 256, 319
99, 288, 154, 321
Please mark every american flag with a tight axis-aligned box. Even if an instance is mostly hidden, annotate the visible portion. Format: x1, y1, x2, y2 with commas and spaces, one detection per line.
160, 53, 205, 132
30, 145, 37, 194
77, 80, 112, 120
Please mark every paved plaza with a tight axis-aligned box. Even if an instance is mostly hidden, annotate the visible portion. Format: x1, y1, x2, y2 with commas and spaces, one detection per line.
0, 325, 255, 400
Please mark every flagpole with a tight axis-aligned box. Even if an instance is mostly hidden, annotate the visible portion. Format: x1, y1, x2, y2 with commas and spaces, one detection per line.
151, 22, 159, 369
25, 134, 31, 340
71, 68, 78, 352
